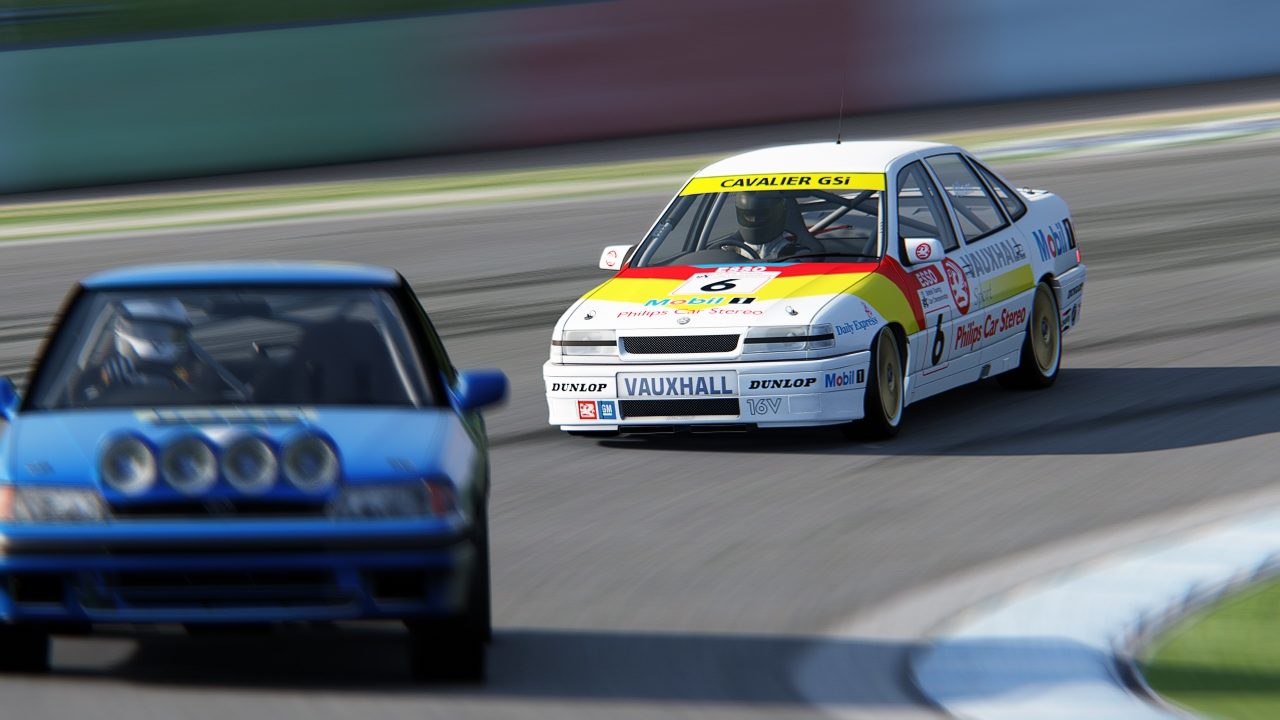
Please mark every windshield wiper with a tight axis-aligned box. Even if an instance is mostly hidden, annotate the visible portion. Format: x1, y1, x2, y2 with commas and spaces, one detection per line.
781, 252, 879, 261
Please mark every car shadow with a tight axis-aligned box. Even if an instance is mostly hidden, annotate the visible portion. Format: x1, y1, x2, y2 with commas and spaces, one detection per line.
596, 366, 1280, 456
43, 626, 1165, 710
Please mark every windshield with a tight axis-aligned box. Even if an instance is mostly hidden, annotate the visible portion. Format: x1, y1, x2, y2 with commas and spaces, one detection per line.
631, 183, 883, 268
26, 287, 432, 410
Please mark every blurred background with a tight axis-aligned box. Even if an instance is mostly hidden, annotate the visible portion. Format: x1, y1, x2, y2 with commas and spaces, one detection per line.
2, 3, 1280, 720
3, 0, 1280, 191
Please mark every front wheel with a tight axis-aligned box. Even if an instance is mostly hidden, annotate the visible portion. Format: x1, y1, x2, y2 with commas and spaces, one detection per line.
845, 328, 904, 440
999, 282, 1061, 389
0, 625, 50, 673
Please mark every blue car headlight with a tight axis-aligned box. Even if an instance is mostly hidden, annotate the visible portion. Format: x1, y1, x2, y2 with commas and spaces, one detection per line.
0, 486, 108, 522
326, 479, 456, 519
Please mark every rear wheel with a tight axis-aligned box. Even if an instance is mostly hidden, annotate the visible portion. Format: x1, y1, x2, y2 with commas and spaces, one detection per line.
0, 625, 50, 673
999, 282, 1061, 389
846, 328, 904, 440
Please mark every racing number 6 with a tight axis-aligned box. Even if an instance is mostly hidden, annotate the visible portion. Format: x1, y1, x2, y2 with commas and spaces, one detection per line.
700, 278, 738, 292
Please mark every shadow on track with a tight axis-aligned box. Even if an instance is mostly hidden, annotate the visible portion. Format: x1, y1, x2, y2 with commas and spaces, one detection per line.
596, 366, 1280, 456
46, 626, 920, 706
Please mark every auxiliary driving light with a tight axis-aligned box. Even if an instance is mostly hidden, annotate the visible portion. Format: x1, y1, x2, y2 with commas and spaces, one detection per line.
281, 434, 339, 492
220, 436, 278, 494
98, 435, 157, 495
160, 436, 218, 494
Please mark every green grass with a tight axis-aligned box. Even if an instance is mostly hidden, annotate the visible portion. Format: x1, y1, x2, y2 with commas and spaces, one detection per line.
1142, 576, 1280, 719
0, 0, 548, 47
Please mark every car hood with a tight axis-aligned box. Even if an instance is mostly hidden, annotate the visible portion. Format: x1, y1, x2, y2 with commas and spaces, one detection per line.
567, 262, 880, 331
1, 407, 475, 489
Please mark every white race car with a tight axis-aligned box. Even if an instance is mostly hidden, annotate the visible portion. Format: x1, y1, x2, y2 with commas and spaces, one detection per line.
543, 141, 1085, 437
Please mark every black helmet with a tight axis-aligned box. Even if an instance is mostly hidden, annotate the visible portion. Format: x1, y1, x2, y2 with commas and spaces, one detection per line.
735, 192, 786, 247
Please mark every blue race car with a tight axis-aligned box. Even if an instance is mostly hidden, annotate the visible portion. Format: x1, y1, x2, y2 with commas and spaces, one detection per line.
0, 262, 507, 681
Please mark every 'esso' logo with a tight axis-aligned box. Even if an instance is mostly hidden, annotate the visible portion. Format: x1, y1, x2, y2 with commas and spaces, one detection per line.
914, 242, 932, 261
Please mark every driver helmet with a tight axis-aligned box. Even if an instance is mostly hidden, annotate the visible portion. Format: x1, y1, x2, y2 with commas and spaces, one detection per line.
113, 298, 191, 366
735, 192, 787, 248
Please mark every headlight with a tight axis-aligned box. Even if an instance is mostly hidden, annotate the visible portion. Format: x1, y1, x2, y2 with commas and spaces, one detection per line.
555, 329, 617, 356
326, 480, 456, 519
743, 324, 835, 353
160, 436, 218, 494
221, 436, 278, 494
0, 486, 107, 522
98, 435, 157, 495
281, 434, 339, 493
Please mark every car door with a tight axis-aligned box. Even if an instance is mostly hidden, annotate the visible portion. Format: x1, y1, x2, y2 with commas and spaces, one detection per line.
893, 160, 973, 392
923, 153, 1035, 368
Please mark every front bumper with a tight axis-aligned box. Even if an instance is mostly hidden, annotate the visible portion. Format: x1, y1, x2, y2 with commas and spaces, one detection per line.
0, 517, 476, 624
544, 352, 872, 431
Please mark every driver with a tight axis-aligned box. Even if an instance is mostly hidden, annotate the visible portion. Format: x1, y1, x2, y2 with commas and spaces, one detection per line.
729, 192, 821, 260
81, 298, 218, 400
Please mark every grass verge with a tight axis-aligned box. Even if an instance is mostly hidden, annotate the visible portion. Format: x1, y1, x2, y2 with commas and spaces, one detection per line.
1141, 575, 1280, 719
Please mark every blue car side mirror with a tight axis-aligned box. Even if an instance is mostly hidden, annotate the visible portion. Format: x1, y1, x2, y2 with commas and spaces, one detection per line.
0, 377, 18, 421
453, 369, 508, 411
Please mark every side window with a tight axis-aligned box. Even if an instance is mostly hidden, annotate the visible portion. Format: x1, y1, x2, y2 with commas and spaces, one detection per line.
925, 153, 1010, 242
896, 161, 959, 252
969, 158, 1026, 221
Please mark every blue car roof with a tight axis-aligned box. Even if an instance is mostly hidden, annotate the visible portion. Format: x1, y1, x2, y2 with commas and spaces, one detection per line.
82, 262, 401, 289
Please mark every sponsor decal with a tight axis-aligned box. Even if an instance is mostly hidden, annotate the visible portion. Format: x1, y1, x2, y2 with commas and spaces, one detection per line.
913, 241, 933, 261
644, 297, 756, 306
551, 382, 608, 393
748, 378, 817, 390
1031, 222, 1071, 261
913, 265, 944, 288
958, 238, 1027, 280
680, 173, 887, 195
835, 318, 879, 335
953, 306, 1028, 351
1067, 283, 1083, 300
943, 257, 971, 314
598, 400, 617, 420
620, 373, 736, 398
746, 397, 783, 416
670, 271, 778, 296
604, 249, 619, 266
577, 401, 598, 420
824, 368, 866, 388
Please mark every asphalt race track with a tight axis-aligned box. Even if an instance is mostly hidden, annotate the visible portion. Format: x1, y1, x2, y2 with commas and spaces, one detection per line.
1, 131, 1279, 718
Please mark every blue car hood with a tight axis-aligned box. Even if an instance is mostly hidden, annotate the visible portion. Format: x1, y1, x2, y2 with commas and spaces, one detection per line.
1, 407, 474, 488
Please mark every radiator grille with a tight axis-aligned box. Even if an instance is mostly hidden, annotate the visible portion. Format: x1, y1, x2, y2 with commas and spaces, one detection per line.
620, 335, 738, 354
619, 398, 740, 418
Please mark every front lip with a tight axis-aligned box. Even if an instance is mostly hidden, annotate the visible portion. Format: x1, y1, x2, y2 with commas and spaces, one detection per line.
0, 515, 470, 555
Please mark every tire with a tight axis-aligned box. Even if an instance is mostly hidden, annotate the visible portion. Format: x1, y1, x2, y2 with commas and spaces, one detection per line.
846, 328, 904, 440
0, 625, 50, 673
407, 506, 489, 683
999, 282, 1061, 390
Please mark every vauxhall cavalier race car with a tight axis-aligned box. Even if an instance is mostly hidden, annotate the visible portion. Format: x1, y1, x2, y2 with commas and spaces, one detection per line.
0, 262, 506, 681
544, 141, 1085, 437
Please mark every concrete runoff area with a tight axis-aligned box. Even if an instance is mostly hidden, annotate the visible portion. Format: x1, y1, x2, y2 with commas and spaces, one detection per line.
0, 101, 1278, 717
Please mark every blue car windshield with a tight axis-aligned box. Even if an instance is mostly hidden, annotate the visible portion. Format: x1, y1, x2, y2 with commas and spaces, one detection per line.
25, 287, 433, 410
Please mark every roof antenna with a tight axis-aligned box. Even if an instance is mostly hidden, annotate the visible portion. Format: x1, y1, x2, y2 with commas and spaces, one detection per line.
835, 71, 847, 144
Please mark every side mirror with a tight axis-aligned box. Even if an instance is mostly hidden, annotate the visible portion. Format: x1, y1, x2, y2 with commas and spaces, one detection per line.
599, 244, 635, 271
0, 377, 18, 421
452, 369, 508, 412
903, 237, 945, 265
